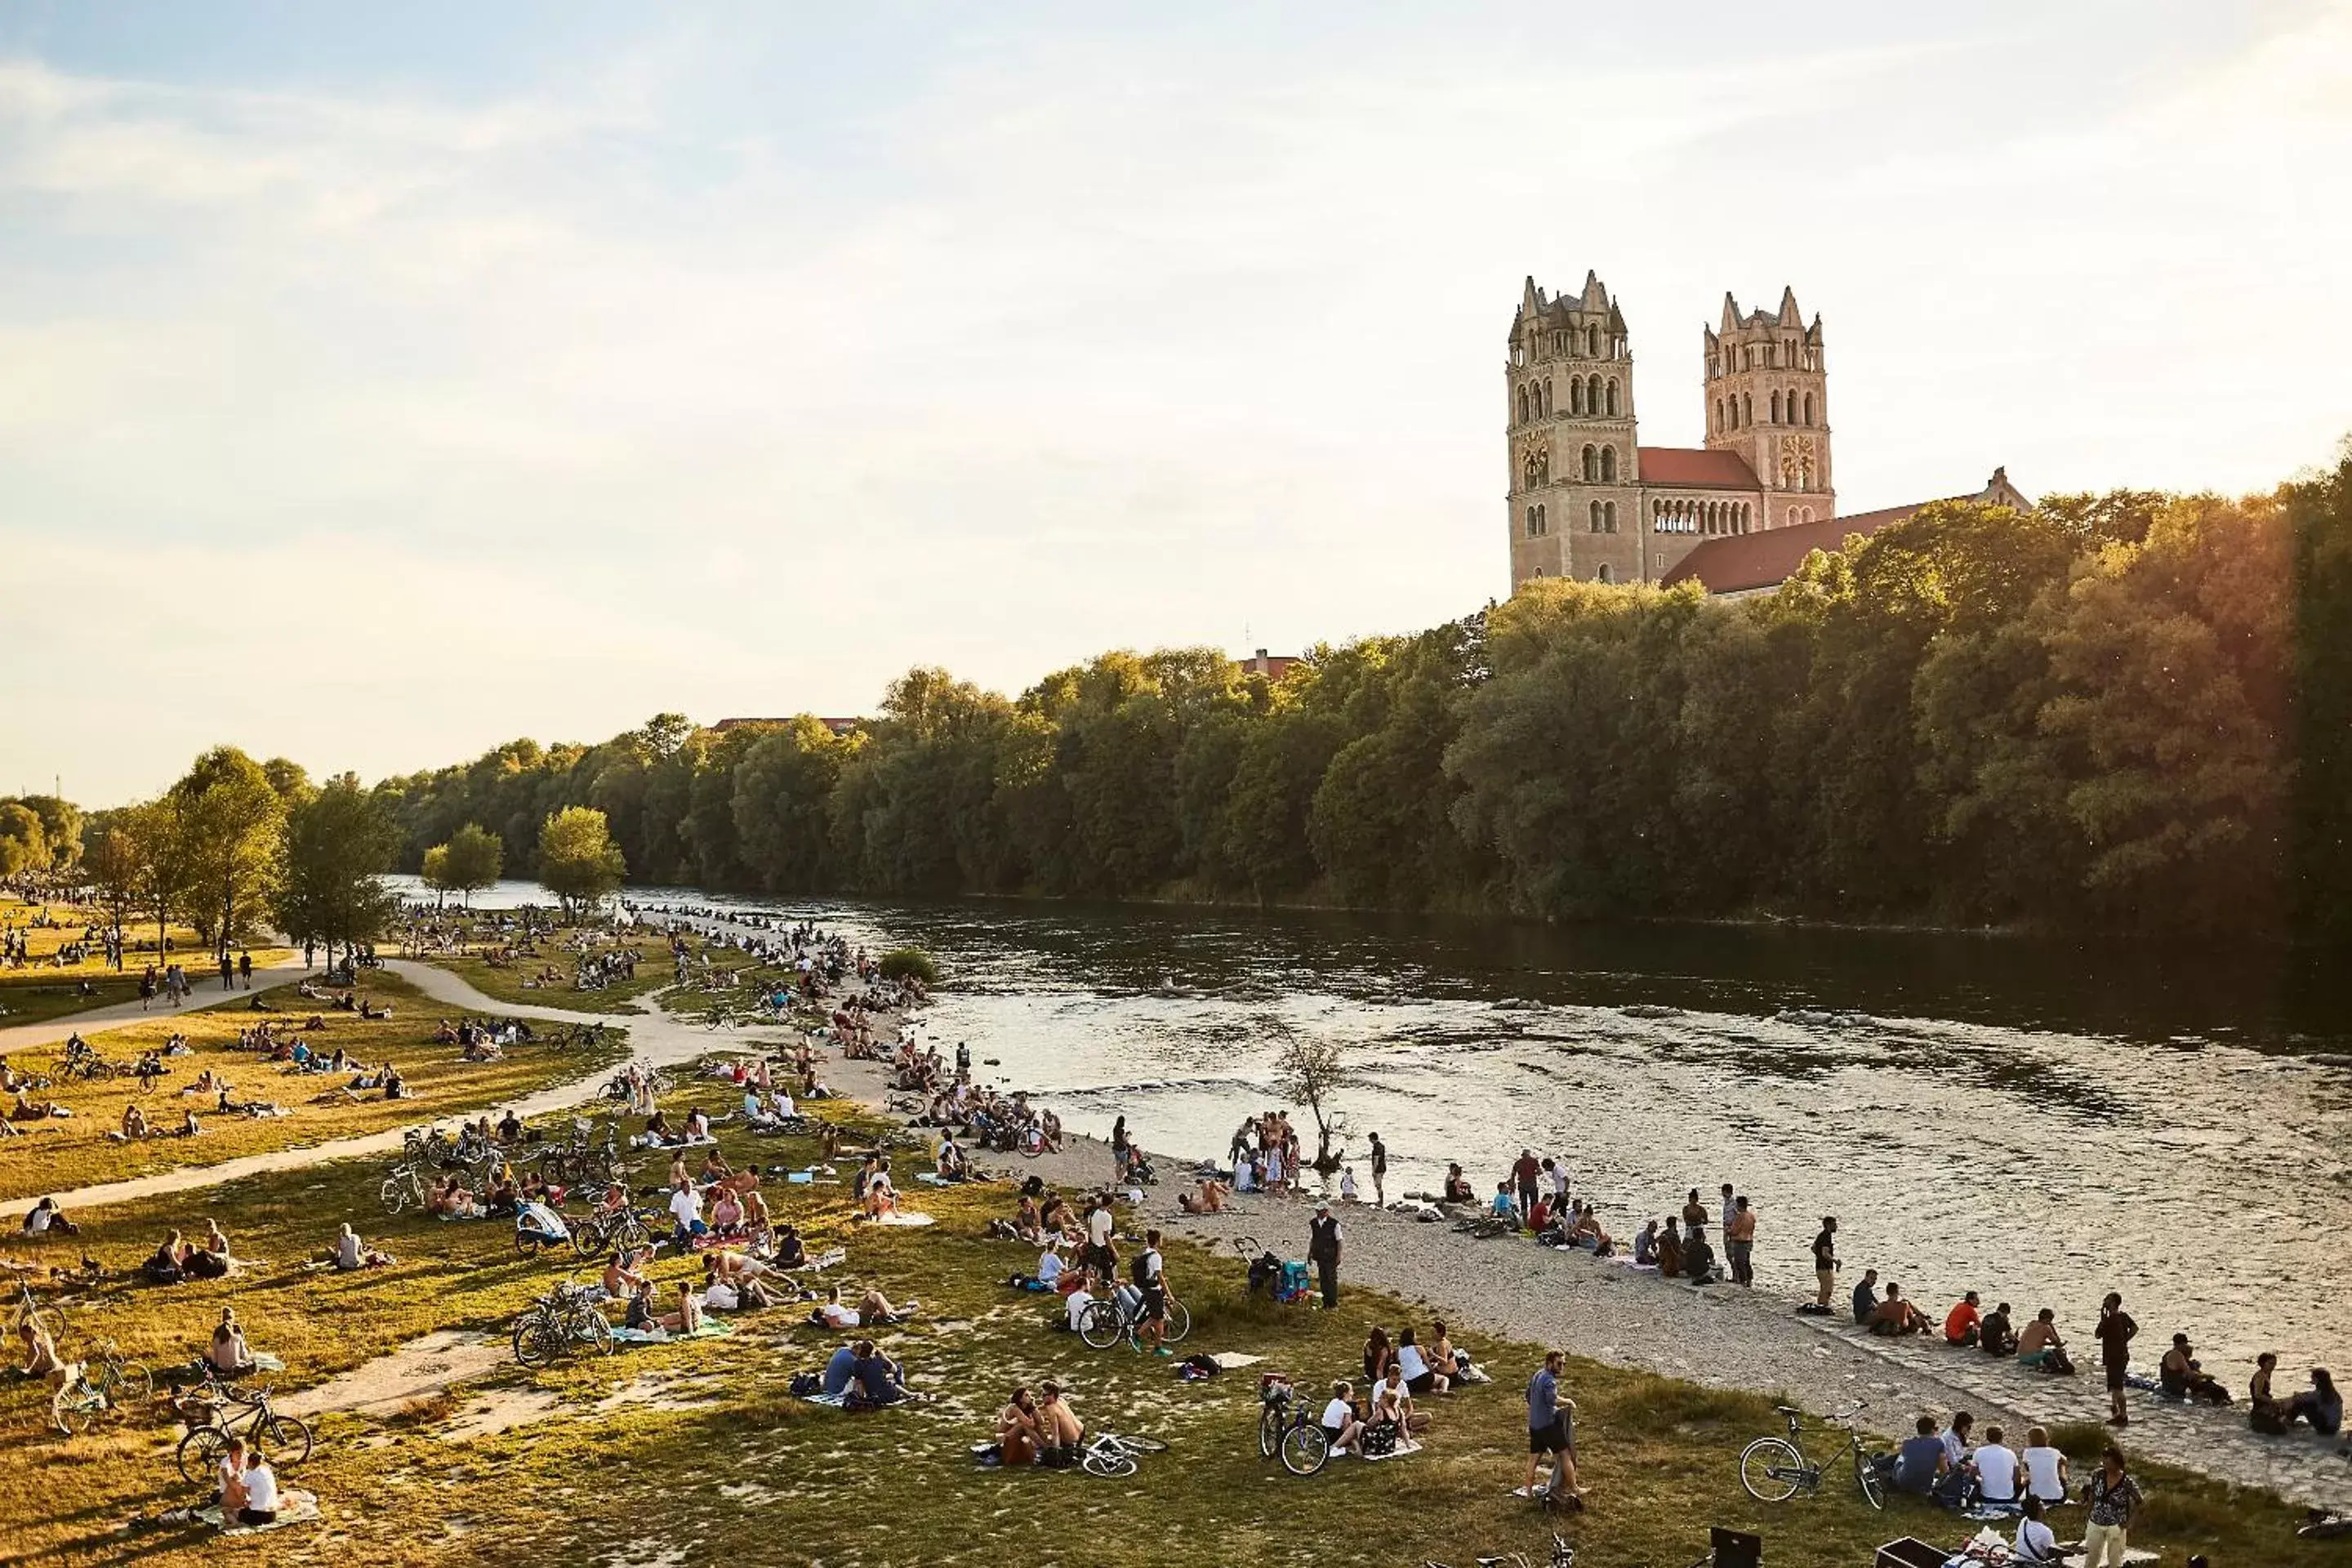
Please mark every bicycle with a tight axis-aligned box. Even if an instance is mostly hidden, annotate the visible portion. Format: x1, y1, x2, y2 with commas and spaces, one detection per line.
1739, 1400, 1885, 1511
49, 1343, 152, 1435
1077, 1429, 1166, 1478
176, 1383, 314, 1483
379, 1163, 427, 1216
1425, 1532, 1576, 1568
568, 1205, 653, 1261
510, 1281, 614, 1369
1077, 1284, 1192, 1350
1255, 1375, 1332, 1477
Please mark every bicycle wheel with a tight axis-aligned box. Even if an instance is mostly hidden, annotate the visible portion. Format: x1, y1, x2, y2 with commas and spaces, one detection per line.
1081, 1445, 1138, 1479
1258, 1403, 1283, 1459
1279, 1420, 1330, 1477
1077, 1299, 1122, 1350
257, 1413, 314, 1468
256, 1410, 313, 1476
1739, 1436, 1806, 1503
575, 1308, 613, 1357
178, 1425, 229, 1485
1122, 1435, 1169, 1453
1854, 1445, 1886, 1511
52, 1383, 101, 1436
512, 1313, 555, 1369
380, 1178, 409, 1216
109, 1361, 154, 1402
1162, 1299, 1192, 1343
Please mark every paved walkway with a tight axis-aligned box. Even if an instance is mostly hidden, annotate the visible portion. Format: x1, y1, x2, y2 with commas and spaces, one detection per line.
0, 954, 313, 1054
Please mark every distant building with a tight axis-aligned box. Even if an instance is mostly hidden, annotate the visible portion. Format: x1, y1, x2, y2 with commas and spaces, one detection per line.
710, 716, 862, 736
1238, 648, 1300, 681
1505, 271, 2028, 595
1661, 468, 2034, 598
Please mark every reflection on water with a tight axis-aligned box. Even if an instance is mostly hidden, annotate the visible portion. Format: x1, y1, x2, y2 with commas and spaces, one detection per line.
403, 880, 2352, 1373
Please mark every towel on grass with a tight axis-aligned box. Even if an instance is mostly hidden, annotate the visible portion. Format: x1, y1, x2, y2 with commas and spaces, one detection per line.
609, 1320, 736, 1346
874, 1212, 934, 1228
200, 1490, 321, 1534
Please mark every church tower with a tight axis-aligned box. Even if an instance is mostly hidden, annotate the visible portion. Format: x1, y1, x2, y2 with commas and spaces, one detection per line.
1505, 270, 1641, 584
1704, 287, 1833, 530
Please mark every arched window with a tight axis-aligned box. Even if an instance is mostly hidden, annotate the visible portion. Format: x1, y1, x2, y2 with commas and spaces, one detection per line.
1600, 446, 1617, 483
1586, 325, 1599, 357
1589, 501, 1603, 532
1770, 390, 1782, 424
1581, 444, 1597, 482
1743, 393, 1753, 425
1525, 505, 1537, 537
1804, 391, 1815, 425
1570, 379, 1584, 415
1597, 564, 1613, 584
1517, 386, 1528, 424
1587, 375, 1602, 413
1541, 379, 1552, 417
1605, 500, 1618, 532
1606, 379, 1620, 416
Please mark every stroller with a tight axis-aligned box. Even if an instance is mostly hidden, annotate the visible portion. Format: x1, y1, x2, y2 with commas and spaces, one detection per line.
514, 1199, 572, 1257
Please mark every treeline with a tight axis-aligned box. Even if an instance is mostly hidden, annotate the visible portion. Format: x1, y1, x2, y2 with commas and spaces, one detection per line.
366, 449, 2351, 941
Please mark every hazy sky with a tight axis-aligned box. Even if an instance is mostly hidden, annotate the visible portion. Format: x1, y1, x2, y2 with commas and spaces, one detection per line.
4, 2, 2346, 806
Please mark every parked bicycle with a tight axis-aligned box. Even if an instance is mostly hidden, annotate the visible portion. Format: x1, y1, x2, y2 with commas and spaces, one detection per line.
1077, 1429, 1165, 1478
1076, 1283, 1192, 1349
176, 1383, 314, 1483
568, 1205, 653, 1261
1255, 1374, 1331, 1477
48, 1341, 152, 1435
1425, 1531, 1576, 1568
511, 1281, 614, 1369
378, 1162, 428, 1216
1739, 1400, 1885, 1511
56, 1037, 122, 1081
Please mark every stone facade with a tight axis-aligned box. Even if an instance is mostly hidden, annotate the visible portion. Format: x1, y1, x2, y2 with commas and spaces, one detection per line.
1505, 273, 1839, 589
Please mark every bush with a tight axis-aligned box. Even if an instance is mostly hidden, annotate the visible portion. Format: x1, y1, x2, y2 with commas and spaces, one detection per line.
877, 947, 939, 987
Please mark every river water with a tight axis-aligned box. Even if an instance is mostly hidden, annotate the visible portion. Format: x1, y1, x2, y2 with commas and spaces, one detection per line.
403, 880, 2352, 1378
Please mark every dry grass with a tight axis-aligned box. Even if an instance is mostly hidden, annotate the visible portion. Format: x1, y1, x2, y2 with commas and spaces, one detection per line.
0, 1066, 2335, 1568
0, 897, 290, 1027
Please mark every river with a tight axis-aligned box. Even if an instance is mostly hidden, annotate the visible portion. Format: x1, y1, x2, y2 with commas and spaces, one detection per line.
400, 878, 2352, 1379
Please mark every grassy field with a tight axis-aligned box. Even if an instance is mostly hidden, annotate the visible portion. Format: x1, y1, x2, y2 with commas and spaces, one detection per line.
0, 973, 626, 1200
0, 1071, 2329, 1568
412, 924, 678, 1016
0, 897, 291, 1027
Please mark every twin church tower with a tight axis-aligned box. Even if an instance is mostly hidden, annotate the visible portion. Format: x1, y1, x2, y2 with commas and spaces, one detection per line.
1504, 271, 1836, 589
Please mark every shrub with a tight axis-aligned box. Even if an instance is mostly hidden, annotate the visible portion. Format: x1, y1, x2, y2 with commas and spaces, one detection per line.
877, 948, 939, 987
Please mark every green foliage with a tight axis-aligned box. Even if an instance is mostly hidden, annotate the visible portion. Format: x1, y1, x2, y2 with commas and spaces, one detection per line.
274, 774, 403, 960
167, 745, 287, 952
346, 457, 2349, 939
441, 821, 505, 902
0, 795, 81, 874
875, 947, 939, 986
537, 804, 626, 915
0, 803, 47, 880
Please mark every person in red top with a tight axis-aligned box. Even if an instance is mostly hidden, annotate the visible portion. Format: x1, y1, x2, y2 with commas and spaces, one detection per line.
1946, 1290, 1984, 1348
1511, 1150, 1542, 1220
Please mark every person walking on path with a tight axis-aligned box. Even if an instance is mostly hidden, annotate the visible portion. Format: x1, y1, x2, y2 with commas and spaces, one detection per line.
1368, 1133, 1387, 1209
218, 952, 234, 991
1806, 1216, 1838, 1314
2096, 1292, 2138, 1428
2080, 1443, 2143, 1566
1726, 1195, 1756, 1287
1307, 1200, 1343, 1309
237, 950, 252, 989
1524, 1348, 1583, 1507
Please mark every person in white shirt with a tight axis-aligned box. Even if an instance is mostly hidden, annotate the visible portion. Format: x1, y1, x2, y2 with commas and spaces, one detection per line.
768, 1088, 795, 1121
667, 1181, 705, 1245
2020, 1425, 2070, 1503
1319, 1379, 1365, 1455
237, 1450, 280, 1526
1035, 1245, 1063, 1290
1395, 1326, 1450, 1395
1973, 1423, 2020, 1504
2013, 1495, 2060, 1563
1339, 1167, 1359, 1202
1064, 1272, 1097, 1334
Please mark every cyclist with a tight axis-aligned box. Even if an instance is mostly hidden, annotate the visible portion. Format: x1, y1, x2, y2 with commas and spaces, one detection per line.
1133, 1229, 1170, 1355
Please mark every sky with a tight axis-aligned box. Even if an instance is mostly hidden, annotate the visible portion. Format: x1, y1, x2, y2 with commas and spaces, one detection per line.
2, 1, 2347, 806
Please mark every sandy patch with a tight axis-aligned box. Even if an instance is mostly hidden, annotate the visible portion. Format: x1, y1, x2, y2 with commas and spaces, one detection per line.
437, 1386, 565, 1441
278, 1330, 507, 1418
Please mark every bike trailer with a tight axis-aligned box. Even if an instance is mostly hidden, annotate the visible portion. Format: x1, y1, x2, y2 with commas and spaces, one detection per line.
515, 1200, 570, 1245
1274, 1260, 1312, 1303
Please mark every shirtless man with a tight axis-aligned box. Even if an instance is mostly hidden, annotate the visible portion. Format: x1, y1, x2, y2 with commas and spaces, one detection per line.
1037, 1379, 1085, 1463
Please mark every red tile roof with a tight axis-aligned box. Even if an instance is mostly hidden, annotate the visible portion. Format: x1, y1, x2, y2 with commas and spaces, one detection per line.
1637, 447, 1760, 489
1660, 505, 1925, 594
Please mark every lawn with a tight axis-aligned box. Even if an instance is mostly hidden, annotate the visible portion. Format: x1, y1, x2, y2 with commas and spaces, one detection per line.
0, 897, 290, 1027
0, 973, 626, 1200
408, 920, 678, 1015
1, 1069, 2329, 1568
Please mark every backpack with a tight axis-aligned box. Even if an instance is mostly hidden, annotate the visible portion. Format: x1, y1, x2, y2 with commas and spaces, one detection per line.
788, 1371, 822, 1397
1131, 1251, 1156, 1288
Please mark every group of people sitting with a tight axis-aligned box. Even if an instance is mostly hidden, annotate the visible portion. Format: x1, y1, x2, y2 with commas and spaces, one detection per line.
1891, 1411, 2137, 1563
142, 1223, 241, 1285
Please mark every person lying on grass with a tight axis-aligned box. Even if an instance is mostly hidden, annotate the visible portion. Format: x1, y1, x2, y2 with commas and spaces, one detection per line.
702, 1249, 782, 1309
1177, 1176, 1228, 1215
813, 1283, 914, 1328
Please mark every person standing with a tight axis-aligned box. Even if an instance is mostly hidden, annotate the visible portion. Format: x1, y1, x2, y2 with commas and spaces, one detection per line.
1368, 1132, 1388, 1209
1717, 1182, 1735, 1233
1726, 1196, 1756, 1287
1806, 1216, 1839, 1314
1307, 1200, 1343, 1309
237, 949, 252, 989
2080, 1443, 2142, 1567
218, 951, 234, 991
1524, 1348, 1582, 1506
1110, 1116, 1129, 1184
2096, 1292, 2138, 1428
1512, 1148, 1541, 1221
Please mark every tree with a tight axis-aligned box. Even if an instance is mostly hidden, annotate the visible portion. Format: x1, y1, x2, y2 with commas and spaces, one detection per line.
169, 746, 287, 956
537, 806, 626, 917
119, 797, 198, 965
0, 804, 47, 883
2, 795, 82, 875
419, 844, 452, 906
1269, 1022, 1352, 1174
78, 813, 144, 966
275, 776, 402, 969
441, 823, 504, 906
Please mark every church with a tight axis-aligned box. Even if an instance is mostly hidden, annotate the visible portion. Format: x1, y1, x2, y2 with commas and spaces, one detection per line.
1505, 272, 2029, 596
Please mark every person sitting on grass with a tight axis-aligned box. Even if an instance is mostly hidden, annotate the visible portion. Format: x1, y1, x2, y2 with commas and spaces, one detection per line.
2020, 1425, 2070, 1503
666, 1179, 706, 1247
1869, 1282, 1931, 1337
233, 1445, 281, 1527
709, 1187, 745, 1238
331, 1223, 393, 1271
1893, 1414, 1949, 1495
1321, 1379, 1366, 1457
997, 1384, 1045, 1465
860, 1160, 898, 1221
1037, 1379, 1083, 1465
20, 1196, 78, 1237
768, 1223, 808, 1268
16, 1320, 65, 1384
655, 1281, 703, 1334
1973, 1422, 2020, 1508
1370, 1362, 1418, 1449
120, 1102, 150, 1140
207, 1309, 256, 1379
846, 1343, 909, 1410
1395, 1326, 1450, 1396
430, 1177, 479, 1220
935, 1136, 967, 1182
601, 1246, 650, 1302
2014, 1494, 2063, 1563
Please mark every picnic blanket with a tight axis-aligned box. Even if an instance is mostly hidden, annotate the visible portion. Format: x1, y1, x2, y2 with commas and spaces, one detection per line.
609, 1320, 736, 1346
199, 1490, 322, 1535
874, 1212, 934, 1228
